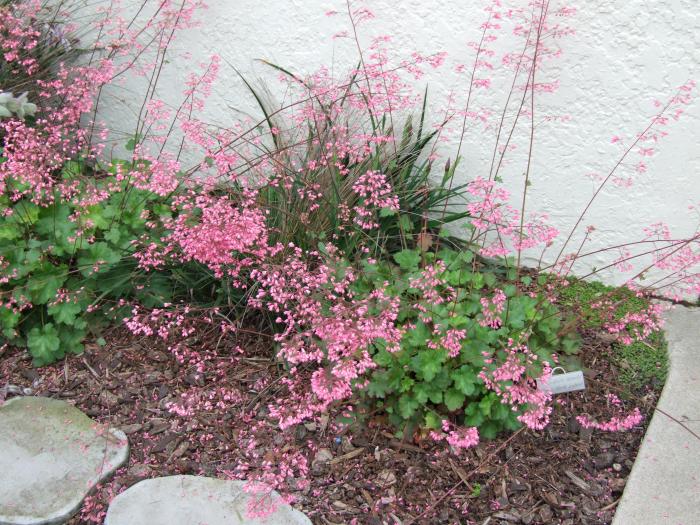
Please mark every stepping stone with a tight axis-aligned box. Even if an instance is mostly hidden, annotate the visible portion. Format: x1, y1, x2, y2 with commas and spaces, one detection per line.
104, 476, 312, 525
0, 396, 128, 525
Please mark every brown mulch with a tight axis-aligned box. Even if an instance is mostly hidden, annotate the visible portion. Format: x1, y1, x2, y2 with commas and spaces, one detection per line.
0, 326, 662, 525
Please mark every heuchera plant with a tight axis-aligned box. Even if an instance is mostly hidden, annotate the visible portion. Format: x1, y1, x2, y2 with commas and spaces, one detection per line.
357, 248, 579, 439
0, 1, 202, 364
0, 161, 173, 365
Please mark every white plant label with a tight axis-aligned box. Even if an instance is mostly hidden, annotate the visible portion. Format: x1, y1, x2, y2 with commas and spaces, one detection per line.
537, 370, 586, 394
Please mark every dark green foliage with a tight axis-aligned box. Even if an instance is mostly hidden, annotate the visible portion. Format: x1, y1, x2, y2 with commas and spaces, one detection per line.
353, 247, 580, 437
0, 160, 172, 365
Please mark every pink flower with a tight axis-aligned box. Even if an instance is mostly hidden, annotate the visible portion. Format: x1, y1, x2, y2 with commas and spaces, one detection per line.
479, 288, 507, 328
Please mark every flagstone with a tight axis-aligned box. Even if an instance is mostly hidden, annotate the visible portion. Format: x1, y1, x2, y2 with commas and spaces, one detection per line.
0, 396, 128, 525
104, 475, 312, 525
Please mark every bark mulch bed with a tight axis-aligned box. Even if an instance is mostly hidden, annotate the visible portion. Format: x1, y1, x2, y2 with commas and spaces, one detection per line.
0, 326, 661, 525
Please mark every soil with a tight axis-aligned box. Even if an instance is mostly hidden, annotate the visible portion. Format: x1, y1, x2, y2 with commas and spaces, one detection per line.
0, 326, 661, 525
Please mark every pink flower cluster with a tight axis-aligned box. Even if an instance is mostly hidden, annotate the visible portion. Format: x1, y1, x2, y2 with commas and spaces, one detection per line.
250, 249, 402, 428
430, 420, 480, 451
0, 0, 41, 76
590, 290, 666, 345
479, 288, 507, 328
166, 193, 270, 279
0, 64, 114, 203
409, 261, 455, 322
166, 386, 245, 418
428, 328, 467, 358
480, 340, 553, 430
125, 305, 195, 341
352, 170, 400, 230
466, 177, 557, 257
577, 408, 643, 432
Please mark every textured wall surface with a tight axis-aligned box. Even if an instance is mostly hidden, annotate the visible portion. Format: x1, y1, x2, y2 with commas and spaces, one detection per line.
94, 0, 700, 288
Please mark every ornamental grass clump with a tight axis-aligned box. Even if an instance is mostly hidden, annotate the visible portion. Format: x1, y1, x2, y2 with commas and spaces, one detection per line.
237, 66, 470, 255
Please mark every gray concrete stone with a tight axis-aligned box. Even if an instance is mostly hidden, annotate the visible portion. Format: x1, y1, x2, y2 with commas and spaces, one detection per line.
104, 476, 312, 525
613, 306, 700, 525
0, 396, 128, 525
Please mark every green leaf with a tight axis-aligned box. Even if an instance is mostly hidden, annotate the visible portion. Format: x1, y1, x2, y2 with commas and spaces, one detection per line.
491, 401, 511, 421
398, 214, 413, 232
560, 336, 581, 355
58, 326, 85, 355
35, 204, 76, 255
447, 315, 469, 329
0, 221, 20, 240
25, 248, 42, 265
393, 249, 421, 270
7, 202, 40, 226
77, 242, 122, 276
406, 321, 430, 347
424, 411, 442, 429
61, 160, 83, 179
452, 366, 477, 395
125, 134, 142, 151
464, 406, 485, 428
445, 270, 472, 287
0, 306, 20, 339
27, 324, 61, 366
27, 267, 67, 304
411, 348, 446, 382
458, 251, 474, 264
83, 206, 111, 231
444, 388, 466, 412
503, 284, 517, 297
373, 348, 395, 367
366, 372, 390, 398
47, 300, 83, 326
412, 381, 443, 405
400, 376, 415, 392
479, 420, 500, 440
398, 394, 420, 420
479, 395, 494, 417
104, 227, 122, 244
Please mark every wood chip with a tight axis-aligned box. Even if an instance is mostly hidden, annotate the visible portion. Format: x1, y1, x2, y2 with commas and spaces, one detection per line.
564, 469, 590, 491
120, 423, 143, 434
328, 447, 365, 465
151, 432, 179, 453
388, 440, 425, 453
167, 439, 189, 461
492, 511, 520, 522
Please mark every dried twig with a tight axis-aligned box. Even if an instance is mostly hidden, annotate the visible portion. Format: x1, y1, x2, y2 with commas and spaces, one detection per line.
328, 447, 365, 465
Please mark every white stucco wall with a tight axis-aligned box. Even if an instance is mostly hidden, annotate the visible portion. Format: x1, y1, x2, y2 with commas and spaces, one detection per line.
91, 0, 700, 292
